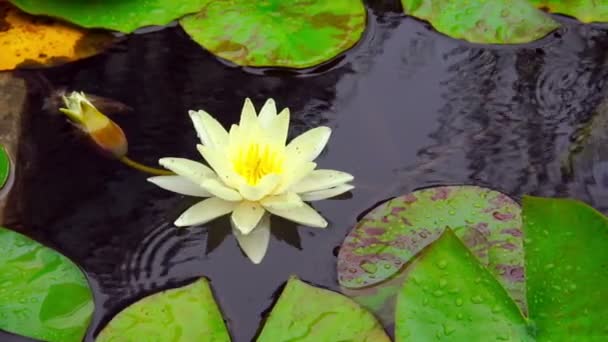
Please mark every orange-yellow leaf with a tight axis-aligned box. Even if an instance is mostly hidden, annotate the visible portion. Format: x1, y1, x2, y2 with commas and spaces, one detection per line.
0, 3, 112, 71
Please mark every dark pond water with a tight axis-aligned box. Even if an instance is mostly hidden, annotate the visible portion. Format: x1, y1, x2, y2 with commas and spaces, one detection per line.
3, 1, 608, 341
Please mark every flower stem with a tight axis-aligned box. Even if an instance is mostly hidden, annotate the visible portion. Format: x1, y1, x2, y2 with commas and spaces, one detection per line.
119, 156, 174, 176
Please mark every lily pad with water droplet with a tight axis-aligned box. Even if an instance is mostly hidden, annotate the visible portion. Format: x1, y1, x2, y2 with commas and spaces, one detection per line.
530, 0, 608, 23
523, 196, 608, 339
179, 0, 366, 68
8, 0, 208, 33
97, 278, 230, 342
396, 196, 608, 340
338, 186, 526, 321
257, 276, 390, 342
0, 227, 94, 342
0, 145, 9, 190
401, 0, 559, 44
395, 229, 530, 341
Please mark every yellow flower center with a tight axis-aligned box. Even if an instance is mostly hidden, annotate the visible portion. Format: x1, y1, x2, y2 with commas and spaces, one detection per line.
232, 143, 284, 185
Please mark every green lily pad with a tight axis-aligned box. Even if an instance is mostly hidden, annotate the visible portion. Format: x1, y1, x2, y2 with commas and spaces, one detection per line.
8, 0, 208, 33
0, 227, 94, 342
338, 186, 526, 318
523, 196, 608, 339
179, 0, 366, 68
257, 276, 390, 342
401, 0, 559, 44
97, 278, 230, 342
395, 229, 530, 341
396, 196, 608, 340
530, 0, 608, 23
0, 145, 9, 190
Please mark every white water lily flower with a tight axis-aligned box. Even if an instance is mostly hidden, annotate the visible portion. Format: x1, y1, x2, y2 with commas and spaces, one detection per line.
148, 98, 354, 264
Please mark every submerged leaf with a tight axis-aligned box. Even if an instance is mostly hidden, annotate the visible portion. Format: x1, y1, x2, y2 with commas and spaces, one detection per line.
523, 196, 608, 340
97, 278, 230, 342
530, 0, 608, 23
257, 276, 390, 342
180, 0, 366, 68
0, 227, 94, 342
0, 145, 9, 190
338, 186, 526, 319
9, 0, 208, 33
0, 3, 112, 71
401, 0, 559, 44
395, 230, 530, 341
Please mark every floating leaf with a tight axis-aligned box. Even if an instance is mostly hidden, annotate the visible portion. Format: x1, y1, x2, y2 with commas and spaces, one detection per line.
9, 0, 207, 33
340, 273, 405, 326
401, 0, 559, 44
97, 278, 230, 342
180, 0, 366, 68
257, 276, 390, 342
0, 3, 112, 71
395, 230, 530, 341
338, 186, 526, 319
0, 145, 9, 190
0, 227, 94, 342
530, 0, 608, 23
523, 196, 608, 340
396, 196, 608, 340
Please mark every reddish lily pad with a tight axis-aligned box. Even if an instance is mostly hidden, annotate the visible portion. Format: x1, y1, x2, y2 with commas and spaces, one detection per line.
257, 276, 390, 342
97, 278, 230, 341
338, 186, 525, 318
530, 0, 608, 23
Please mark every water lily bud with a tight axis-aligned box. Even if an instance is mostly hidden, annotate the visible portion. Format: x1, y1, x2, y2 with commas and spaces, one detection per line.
59, 91, 128, 158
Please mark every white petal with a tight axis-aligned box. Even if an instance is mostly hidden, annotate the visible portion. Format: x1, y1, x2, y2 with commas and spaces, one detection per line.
147, 176, 211, 197
197, 144, 240, 188
159, 158, 214, 184
291, 169, 354, 194
267, 108, 290, 146
239, 98, 258, 132
189, 110, 228, 147
201, 178, 242, 201
232, 214, 271, 264
231, 201, 265, 234
299, 184, 354, 201
265, 202, 328, 228
174, 197, 237, 227
285, 126, 331, 162
258, 99, 277, 127
261, 192, 303, 211
274, 161, 316, 194
238, 174, 280, 201
228, 124, 244, 148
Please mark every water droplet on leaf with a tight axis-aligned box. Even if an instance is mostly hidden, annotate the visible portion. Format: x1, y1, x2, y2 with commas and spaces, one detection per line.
360, 261, 377, 274
471, 295, 483, 304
